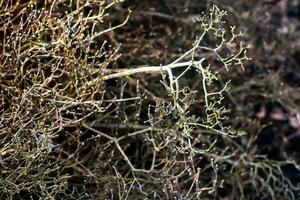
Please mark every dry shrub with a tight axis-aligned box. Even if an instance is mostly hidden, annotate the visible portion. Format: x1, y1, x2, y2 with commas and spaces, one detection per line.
0, 0, 130, 199
1, 1, 299, 200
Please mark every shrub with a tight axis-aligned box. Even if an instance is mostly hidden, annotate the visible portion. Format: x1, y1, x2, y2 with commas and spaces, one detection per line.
3, 1, 296, 200
0, 0, 129, 198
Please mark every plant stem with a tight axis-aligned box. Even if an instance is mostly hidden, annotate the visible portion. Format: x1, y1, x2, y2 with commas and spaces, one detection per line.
100, 59, 205, 81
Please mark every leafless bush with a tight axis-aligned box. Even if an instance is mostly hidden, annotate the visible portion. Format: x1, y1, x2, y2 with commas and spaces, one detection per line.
3, 1, 296, 200
0, 0, 130, 198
